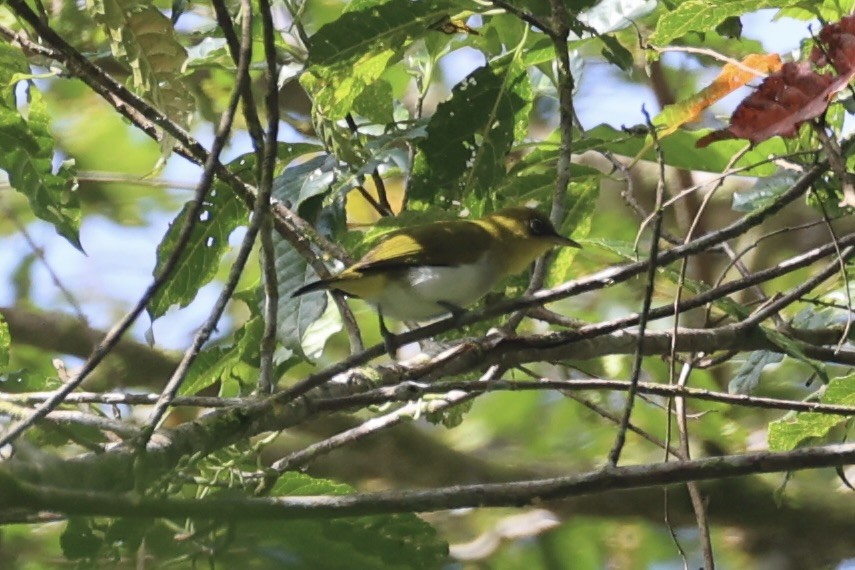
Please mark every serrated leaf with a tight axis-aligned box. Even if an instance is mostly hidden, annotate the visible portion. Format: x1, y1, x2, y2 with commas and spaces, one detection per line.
0, 44, 81, 249
409, 54, 532, 202
650, 0, 805, 46
729, 350, 783, 395
0, 99, 82, 249
219, 473, 448, 569
89, 0, 194, 157
180, 317, 263, 396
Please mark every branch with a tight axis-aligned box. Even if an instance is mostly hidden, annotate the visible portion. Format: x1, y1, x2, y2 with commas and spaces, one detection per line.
3, 443, 854, 519
315, 377, 855, 418
0, 307, 178, 386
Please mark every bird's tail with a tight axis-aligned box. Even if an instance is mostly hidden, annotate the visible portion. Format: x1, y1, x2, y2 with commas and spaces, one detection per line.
292, 279, 331, 297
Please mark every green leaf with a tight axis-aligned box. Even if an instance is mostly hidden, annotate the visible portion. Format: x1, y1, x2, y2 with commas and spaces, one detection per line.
180, 317, 263, 396
220, 473, 449, 569
303, 0, 461, 118
0, 44, 81, 249
303, 49, 397, 119
275, 244, 328, 359
409, 53, 532, 203
729, 350, 783, 395
0, 315, 9, 373
301, 299, 343, 360
272, 154, 339, 211
585, 124, 784, 176
732, 171, 799, 212
649, 0, 804, 46
149, 145, 315, 320
60, 518, 103, 560
272, 156, 342, 358
547, 176, 599, 286
577, 0, 656, 35
148, 180, 245, 319
352, 79, 394, 124
307, 0, 460, 68
768, 374, 855, 451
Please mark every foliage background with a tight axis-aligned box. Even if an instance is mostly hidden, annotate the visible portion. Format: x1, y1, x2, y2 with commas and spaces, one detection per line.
0, 0, 854, 568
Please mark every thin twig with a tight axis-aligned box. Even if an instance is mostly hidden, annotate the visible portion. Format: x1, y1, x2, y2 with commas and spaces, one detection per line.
810, 188, 852, 352
256, 0, 282, 394
316, 377, 855, 418
673, 362, 715, 569
260, 366, 503, 483
0, 391, 243, 407
344, 114, 393, 217
0, 35, 248, 448
142, 0, 256, 435
608, 106, 665, 467
488, 0, 553, 33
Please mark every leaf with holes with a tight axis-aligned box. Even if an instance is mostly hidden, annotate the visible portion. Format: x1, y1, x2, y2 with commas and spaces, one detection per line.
148, 182, 244, 320
303, 0, 461, 118
409, 54, 532, 203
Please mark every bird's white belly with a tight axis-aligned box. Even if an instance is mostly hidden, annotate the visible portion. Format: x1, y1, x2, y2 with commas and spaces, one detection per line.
374, 260, 497, 321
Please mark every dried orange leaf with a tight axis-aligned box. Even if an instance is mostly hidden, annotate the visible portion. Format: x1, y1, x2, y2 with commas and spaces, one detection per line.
656, 53, 782, 138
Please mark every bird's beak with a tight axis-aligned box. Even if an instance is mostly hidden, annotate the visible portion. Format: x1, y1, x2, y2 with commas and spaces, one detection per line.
553, 235, 582, 248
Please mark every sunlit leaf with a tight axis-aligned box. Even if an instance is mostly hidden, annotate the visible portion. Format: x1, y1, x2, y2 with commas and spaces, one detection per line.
768, 375, 855, 451
0, 76, 81, 249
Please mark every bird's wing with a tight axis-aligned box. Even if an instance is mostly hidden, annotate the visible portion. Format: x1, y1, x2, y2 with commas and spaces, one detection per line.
349, 221, 490, 273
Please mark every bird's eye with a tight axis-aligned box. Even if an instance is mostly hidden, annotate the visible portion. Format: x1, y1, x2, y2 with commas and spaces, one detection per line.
528, 217, 549, 236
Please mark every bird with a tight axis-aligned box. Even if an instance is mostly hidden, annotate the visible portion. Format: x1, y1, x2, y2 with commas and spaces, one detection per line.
292, 207, 581, 354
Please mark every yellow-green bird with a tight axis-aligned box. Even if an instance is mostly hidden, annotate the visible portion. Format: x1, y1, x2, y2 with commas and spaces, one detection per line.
293, 207, 580, 352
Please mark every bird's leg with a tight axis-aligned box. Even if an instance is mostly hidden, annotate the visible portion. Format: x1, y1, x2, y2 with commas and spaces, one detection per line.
437, 301, 466, 322
378, 310, 398, 357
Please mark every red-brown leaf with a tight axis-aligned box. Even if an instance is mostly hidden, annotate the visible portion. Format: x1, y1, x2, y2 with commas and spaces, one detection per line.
697, 15, 855, 148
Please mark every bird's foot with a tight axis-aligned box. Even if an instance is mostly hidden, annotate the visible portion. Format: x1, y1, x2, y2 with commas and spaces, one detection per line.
437, 301, 467, 322
381, 330, 399, 358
